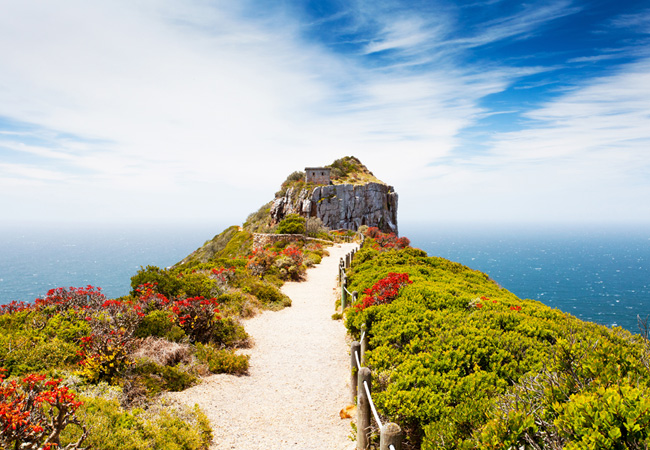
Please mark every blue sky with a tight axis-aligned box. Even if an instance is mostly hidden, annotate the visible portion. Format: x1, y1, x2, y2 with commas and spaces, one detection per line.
1, 0, 649, 226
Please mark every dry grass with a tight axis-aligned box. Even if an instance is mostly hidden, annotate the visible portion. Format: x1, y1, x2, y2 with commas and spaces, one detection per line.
132, 337, 193, 367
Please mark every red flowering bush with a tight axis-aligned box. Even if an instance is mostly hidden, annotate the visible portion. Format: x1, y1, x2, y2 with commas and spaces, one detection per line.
247, 248, 278, 277
364, 227, 410, 250
171, 296, 221, 343
0, 300, 33, 315
77, 297, 148, 383
134, 283, 170, 312
355, 272, 412, 311
210, 267, 236, 288
275, 246, 305, 280
0, 369, 86, 449
35, 285, 106, 316
77, 331, 132, 384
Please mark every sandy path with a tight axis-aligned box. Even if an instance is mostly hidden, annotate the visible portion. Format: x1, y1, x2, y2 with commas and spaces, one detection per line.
171, 243, 358, 450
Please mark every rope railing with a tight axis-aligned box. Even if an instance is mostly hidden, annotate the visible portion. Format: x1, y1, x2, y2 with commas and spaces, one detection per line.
363, 380, 382, 429
338, 239, 403, 449
351, 333, 403, 450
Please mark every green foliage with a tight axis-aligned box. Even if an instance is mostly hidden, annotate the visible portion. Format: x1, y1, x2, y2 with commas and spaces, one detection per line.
345, 245, 650, 449
327, 156, 383, 184
285, 170, 305, 184
0, 310, 86, 376
328, 156, 364, 179
244, 202, 274, 233
131, 265, 182, 298
135, 310, 186, 342
195, 343, 249, 375
237, 277, 291, 309
132, 360, 197, 394
557, 384, 650, 449
210, 316, 249, 348
61, 396, 212, 450
176, 226, 253, 266
277, 214, 306, 234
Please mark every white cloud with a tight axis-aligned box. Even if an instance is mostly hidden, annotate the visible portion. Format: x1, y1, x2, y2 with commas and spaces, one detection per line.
0, 0, 647, 226
412, 58, 650, 225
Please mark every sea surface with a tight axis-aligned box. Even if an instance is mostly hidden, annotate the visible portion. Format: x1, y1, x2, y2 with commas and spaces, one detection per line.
402, 223, 650, 335
1, 223, 649, 334
0, 224, 223, 304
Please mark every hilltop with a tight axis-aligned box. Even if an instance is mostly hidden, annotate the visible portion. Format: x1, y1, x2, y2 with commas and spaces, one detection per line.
180, 156, 398, 266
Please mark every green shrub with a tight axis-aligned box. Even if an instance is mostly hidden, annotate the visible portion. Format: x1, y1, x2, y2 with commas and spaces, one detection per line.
217, 291, 257, 317
211, 317, 250, 348
131, 265, 182, 298
42, 310, 92, 342
344, 246, 650, 449
135, 310, 174, 339
135, 310, 163, 338
304, 253, 322, 267
133, 360, 197, 395
61, 396, 212, 450
276, 214, 306, 234
195, 343, 249, 375
1, 333, 81, 376
244, 279, 290, 307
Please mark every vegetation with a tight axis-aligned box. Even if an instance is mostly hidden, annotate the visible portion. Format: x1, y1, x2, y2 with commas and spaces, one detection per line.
344, 228, 650, 449
0, 212, 338, 448
276, 214, 306, 234
327, 156, 384, 185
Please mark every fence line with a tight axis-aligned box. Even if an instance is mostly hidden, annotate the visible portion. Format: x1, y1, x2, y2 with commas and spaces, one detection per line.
340, 244, 403, 450
351, 334, 402, 450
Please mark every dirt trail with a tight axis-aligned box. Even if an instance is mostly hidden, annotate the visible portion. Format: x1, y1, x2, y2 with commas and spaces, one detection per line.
171, 243, 358, 450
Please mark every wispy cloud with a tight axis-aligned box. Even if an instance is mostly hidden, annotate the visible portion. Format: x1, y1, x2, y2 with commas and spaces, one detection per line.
452, 0, 581, 48
608, 9, 650, 34
0, 0, 648, 225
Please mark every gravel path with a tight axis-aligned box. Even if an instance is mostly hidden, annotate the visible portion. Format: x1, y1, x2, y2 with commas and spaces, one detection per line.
171, 243, 358, 450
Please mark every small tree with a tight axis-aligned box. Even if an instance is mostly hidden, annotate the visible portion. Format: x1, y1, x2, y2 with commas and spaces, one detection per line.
277, 214, 306, 234
305, 217, 327, 237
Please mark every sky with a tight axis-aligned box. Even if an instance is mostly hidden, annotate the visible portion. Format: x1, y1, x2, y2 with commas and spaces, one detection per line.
1, 0, 649, 228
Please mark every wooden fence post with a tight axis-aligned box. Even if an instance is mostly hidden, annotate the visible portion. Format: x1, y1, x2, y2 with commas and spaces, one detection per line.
341, 274, 348, 310
380, 423, 403, 450
357, 367, 372, 450
359, 320, 367, 366
350, 341, 360, 402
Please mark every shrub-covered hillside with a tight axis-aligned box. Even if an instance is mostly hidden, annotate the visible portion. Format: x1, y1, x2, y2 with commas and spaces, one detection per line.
0, 219, 334, 449
346, 228, 650, 449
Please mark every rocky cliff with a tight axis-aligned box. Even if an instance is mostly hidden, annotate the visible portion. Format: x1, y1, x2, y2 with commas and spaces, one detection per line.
270, 182, 398, 234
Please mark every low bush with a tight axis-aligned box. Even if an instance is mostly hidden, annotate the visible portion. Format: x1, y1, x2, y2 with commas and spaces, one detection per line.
132, 360, 197, 395
195, 344, 249, 375
60, 396, 212, 450
345, 242, 650, 449
276, 214, 306, 235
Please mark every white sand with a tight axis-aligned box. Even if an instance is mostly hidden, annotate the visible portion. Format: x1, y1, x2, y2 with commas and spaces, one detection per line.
171, 243, 358, 450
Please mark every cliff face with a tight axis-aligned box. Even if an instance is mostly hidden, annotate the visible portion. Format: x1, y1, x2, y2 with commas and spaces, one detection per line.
270, 182, 398, 234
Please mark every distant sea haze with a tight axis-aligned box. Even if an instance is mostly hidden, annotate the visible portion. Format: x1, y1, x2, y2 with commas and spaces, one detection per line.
1, 223, 648, 334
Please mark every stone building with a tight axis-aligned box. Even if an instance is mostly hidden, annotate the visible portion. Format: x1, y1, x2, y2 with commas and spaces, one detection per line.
305, 167, 331, 185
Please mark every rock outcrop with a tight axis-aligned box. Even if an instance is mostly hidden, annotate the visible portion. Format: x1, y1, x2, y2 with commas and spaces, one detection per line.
270, 182, 398, 234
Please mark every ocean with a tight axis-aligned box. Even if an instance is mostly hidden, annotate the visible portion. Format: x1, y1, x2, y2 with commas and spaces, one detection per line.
0, 224, 223, 304
1, 223, 648, 334
402, 223, 650, 335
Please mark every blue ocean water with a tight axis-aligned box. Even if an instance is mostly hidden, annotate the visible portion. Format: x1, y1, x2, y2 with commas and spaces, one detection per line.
402, 223, 650, 334
0, 224, 224, 304
1, 223, 649, 335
